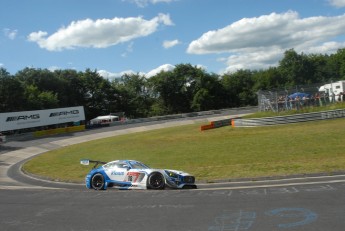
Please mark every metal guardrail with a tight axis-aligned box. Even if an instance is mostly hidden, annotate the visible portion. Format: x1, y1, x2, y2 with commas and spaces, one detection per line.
109, 106, 256, 127
232, 109, 345, 127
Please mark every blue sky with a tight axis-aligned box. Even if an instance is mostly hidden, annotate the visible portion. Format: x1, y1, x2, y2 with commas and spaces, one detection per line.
1, 0, 345, 79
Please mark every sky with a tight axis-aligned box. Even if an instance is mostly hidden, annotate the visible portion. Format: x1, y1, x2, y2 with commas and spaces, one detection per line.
1, 0, 345, 80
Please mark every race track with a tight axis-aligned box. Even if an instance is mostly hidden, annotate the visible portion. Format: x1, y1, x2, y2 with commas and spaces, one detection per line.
1, 108, 345, 231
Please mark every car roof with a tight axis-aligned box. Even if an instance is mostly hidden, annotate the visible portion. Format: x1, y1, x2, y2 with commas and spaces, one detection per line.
107, 160, 144, 165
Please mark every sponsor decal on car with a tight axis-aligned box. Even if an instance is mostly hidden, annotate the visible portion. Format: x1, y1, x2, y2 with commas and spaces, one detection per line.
111, 171, 124, 176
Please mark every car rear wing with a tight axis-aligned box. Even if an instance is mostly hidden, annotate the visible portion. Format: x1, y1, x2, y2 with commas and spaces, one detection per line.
80, 159, 107, 169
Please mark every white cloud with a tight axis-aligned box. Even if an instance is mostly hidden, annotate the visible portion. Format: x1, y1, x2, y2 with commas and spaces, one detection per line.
303, 41, 345, 54
98, 64, 176, 80
48, 66, 61, 72
163, 39, 180, 49
221, 47, 285, 73
329, 0, 345, 8
98, 69, 144, 80
145, 64, 176, 78
187, 11, 345, 73
28, 14, 173, 51
157, 13, 174, 26
3, 28, 18, 40
124, 0, 176, 8
99, 63, 207, 80
121, 42, 134, 57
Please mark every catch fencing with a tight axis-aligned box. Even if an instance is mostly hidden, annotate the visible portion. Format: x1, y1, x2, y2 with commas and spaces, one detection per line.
257, 83, 344, 112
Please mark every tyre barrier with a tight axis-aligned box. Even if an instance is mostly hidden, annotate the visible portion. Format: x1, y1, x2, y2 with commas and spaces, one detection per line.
200, 118, 232, 131
231, 109, 345, 127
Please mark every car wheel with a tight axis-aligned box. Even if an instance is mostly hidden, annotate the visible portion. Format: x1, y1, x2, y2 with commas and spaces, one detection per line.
91, 173, 105, 190
147, 172, 165, 190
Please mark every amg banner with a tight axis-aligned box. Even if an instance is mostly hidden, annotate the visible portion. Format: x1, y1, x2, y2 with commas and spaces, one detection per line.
0, 106, 85, 132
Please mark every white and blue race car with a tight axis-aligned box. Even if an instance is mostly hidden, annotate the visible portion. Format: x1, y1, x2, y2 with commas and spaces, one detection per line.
80, 159, 197, 190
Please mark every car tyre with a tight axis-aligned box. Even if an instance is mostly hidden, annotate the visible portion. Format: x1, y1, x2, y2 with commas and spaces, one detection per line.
147, 172, 165, 190
91, 173, 105, 190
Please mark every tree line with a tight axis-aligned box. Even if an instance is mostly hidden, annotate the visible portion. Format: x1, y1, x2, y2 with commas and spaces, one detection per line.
1, 49, 345, 120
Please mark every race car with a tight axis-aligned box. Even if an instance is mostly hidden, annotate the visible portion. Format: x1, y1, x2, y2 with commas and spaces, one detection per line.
80, 159, 197, 190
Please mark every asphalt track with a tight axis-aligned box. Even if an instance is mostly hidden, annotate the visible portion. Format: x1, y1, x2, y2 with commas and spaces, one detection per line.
1, 108, 345, 231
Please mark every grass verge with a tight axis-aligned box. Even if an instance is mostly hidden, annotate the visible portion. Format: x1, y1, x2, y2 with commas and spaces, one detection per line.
23, 116, 345, 183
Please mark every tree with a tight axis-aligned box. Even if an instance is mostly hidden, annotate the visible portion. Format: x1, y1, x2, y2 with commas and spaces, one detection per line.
191, 73, 224, 111
191, 88, 212, 111
327, 48, 345, 81
252, 67, 284, 92
278, 49, 313, 86
0, 68, 25, 112
147, 71, 175, 114
2, 46, 345, 119
148, 64, 211, 114
221, 70, 256, 107
15, 67, 63, 110
53, 69, 86, 107
112, 73, 151, 118
80, 69, 113, 120
23, 85, 59, 110
307, 54, 330, 83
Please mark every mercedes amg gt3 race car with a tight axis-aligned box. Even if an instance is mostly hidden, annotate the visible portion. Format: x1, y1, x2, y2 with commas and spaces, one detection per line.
80, 159, 197, 190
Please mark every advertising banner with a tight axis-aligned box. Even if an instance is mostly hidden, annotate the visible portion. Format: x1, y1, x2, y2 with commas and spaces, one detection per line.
0, 106, 85, 132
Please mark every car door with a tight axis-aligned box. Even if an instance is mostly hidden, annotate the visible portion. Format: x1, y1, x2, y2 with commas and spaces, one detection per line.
104, 161, 129, 182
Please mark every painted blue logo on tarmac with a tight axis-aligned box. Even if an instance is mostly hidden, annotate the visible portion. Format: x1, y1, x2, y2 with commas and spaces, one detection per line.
265, 207, 318, 228
209, 208, 317, 230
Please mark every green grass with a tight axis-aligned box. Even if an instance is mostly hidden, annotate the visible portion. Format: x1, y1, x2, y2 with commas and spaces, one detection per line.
23, 116, 345, 183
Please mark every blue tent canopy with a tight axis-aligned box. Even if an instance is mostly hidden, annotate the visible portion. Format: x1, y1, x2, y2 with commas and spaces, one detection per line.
288, 92, 310, 100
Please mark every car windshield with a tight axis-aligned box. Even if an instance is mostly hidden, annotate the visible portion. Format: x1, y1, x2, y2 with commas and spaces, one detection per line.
129, 161, 150, 169
103, 161, 128, 169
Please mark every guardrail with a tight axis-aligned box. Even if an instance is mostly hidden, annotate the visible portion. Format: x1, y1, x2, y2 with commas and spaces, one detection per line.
231, 109, 345, 127
108, 106, 256, 127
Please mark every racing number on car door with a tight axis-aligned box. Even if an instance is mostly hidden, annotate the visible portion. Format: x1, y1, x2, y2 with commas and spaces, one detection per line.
127, 172, 141, 183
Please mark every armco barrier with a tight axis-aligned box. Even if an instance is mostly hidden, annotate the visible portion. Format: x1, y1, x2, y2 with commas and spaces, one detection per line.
232, 109, 345, 127
110, 106, 256, 127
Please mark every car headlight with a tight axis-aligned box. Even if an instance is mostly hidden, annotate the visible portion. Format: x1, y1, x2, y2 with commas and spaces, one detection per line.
165, 170, 178, 178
